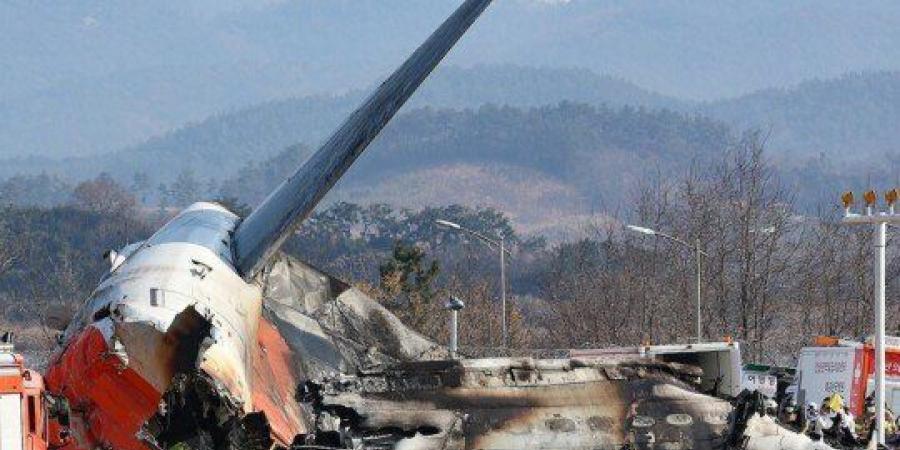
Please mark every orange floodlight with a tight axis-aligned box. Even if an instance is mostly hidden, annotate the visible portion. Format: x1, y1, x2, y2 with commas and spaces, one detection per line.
886, 189, 899, 206
864, 190, 877, 207
842, 191, 854, 208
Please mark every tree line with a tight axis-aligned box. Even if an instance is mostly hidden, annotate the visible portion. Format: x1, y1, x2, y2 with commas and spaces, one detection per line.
0, 132, 893, 366
283, 131, 897, 365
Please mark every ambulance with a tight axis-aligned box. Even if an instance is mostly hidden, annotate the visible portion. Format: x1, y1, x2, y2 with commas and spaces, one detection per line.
795, 336, 900, 416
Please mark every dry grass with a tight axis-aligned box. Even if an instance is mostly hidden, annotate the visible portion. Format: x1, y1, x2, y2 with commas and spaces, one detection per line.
0, 320, 56, 371
333, 163, 613, 241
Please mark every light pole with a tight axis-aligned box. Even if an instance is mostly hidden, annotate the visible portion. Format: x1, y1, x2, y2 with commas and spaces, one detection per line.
436, 219, 512, 348
445, 296, 465, 358
627, 225, 709, 343
841, 189, 900, 446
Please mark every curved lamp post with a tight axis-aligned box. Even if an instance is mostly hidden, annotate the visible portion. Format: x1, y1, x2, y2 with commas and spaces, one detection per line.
436, 219, 511, 348
627, 225, 709, 344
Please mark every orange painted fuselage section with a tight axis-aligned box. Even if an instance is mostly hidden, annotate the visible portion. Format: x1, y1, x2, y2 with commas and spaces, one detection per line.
45, 319, 305, 450
42, 204, 309, 449
251, 319, 307, 444
45, 326, 160, 450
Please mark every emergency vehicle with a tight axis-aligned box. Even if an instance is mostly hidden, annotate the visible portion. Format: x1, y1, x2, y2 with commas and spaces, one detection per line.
794, 335, 900, 417
0, 335, 68, 450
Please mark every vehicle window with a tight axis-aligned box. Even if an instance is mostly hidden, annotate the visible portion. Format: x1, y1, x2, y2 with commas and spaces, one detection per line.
27, 395, 37, 434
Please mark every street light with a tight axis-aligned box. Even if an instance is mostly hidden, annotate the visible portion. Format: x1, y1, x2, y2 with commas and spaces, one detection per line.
436, 219, 511, 348
841, 188, 900, 446
627, 224, 709, 343
626, 225, 658, 236
445, 296, 465, 358
435, 219, 461, 230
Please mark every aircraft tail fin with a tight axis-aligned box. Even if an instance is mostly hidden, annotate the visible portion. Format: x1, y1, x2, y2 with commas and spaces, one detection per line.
233, 0, 493, 279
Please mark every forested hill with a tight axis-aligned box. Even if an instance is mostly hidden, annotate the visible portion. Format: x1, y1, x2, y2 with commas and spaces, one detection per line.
0, 62, 678, 162
6, 68, 900, 187
0, 101, 729, 237
120, 69, 900, 170
6, 0, 899, 160
702, 71, 900, 162
0, 65, 680, 181
123, 64, 681, 176
217, 103, 731, 236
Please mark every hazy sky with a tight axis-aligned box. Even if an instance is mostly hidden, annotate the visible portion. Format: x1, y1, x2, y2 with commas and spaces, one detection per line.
5, 0, 899, 99
2, 0, 898, 158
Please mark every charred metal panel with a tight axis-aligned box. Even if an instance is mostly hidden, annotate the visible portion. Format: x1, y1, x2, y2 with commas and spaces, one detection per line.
144, 373, 275, 450
302, 358, 734, 450
260, 256, 448, 380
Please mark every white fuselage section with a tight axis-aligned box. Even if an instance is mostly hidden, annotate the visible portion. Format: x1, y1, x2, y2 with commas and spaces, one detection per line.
61, 202, 263, 408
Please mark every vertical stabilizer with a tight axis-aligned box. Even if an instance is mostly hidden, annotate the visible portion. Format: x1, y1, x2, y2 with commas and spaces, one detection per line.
233, 0, 493, 279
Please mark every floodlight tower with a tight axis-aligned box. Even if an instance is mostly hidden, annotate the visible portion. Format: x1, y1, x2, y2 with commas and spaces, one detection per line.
841, 188, 900, 446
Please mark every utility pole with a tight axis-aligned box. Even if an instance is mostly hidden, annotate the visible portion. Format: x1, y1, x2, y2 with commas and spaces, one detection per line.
841, 189, 899, 446
500, 233, 507, 348
696, 238, 702, 343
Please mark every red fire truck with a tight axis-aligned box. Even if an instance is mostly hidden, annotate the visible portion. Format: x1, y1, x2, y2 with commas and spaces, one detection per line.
0, 335, 67, 450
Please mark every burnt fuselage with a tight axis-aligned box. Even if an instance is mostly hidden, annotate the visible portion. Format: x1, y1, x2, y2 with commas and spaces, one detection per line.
46, 203, 306, 449
308, 358, 734, 450
44, 0, 498, 446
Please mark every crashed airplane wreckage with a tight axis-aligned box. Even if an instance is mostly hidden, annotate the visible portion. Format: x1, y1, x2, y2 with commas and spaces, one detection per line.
45, 0, 492, 446
38, 0, 839, 449
50, 245, 839, 450
304, 355, 734, 449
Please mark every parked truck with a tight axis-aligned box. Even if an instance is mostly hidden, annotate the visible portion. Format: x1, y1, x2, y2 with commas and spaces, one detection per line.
0, 334, 67, 450
794, 335, 900, 417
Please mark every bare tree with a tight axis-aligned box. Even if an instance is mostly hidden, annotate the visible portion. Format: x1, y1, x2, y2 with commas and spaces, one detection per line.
72, 173, 137, 216
539, 131, 828, 364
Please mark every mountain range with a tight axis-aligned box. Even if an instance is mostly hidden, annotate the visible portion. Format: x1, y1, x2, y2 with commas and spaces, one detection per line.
4, 0, 900, 159
5, 1, 900, 237
3, 65, 897, 183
